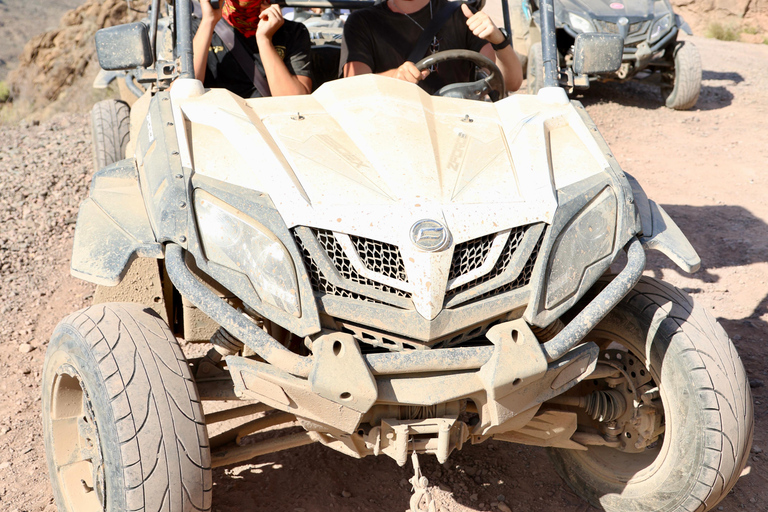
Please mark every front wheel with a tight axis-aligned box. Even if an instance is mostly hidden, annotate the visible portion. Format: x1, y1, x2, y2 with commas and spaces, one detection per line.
42, 303, 212, 512
660, 41, 702, 110
549, 277, 752, 512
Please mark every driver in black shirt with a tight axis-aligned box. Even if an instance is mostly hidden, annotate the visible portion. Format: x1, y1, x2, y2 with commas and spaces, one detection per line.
340, 0, 522, 94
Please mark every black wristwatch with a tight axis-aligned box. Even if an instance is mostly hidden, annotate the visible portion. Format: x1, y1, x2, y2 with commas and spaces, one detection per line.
492, 28, 511, 51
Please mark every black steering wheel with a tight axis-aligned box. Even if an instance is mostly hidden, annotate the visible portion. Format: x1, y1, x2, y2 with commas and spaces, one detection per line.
415, 49, 506, 101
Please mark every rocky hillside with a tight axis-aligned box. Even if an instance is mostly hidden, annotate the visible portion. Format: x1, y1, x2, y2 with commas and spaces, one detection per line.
2, 0, 145, 121
0, 0, 766, 121
673, 0, 768, 37
0, 0, 83, 80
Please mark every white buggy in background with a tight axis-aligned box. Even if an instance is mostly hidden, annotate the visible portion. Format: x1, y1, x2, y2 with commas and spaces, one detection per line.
43, 1, 751, 512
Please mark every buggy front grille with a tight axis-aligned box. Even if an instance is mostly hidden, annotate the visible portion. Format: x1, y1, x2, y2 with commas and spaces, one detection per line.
350, 235, 408, 282
292, 228, 411, 305
444, 224, 545, 307
594, 20, 651, 38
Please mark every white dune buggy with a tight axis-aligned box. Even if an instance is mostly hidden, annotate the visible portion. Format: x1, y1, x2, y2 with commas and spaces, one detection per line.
42, 1, 751, 512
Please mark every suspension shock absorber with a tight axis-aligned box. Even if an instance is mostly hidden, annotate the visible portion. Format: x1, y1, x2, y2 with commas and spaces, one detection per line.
195, 327, 245, 379
209, 327, 244, 361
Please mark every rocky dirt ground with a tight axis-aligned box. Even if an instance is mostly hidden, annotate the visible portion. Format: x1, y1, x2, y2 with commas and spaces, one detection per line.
0, 33, 767, 512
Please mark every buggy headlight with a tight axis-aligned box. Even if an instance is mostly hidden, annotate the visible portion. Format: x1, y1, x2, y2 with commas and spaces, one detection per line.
650, 14, 672, 43
568, 13, 595, 34
194, 190, 300, 316
545, 188, 617, 309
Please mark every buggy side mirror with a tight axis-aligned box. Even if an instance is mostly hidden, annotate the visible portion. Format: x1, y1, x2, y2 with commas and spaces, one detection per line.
95, 22, 153, 71
573, 33, 623, 75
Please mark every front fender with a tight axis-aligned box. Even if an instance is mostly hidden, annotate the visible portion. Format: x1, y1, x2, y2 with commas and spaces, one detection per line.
71, 158, 162, 286
626, 172, 701, 273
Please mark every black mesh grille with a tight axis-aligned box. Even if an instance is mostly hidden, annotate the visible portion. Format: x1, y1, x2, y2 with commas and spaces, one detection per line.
293, 229, 410, 301
594, 20, 649, 36
446, 226, 528, 300
350, 235, 408, 282
448, 233, 495, 281
459, 231, 544, 305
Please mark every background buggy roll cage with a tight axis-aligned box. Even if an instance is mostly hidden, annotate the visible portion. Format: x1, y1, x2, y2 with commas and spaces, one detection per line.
168, 0, 560, 86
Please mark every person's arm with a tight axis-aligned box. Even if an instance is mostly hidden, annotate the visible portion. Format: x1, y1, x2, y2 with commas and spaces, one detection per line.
462, 4, 523, 92
193, 0, 222, 82
256, 5, 312, 96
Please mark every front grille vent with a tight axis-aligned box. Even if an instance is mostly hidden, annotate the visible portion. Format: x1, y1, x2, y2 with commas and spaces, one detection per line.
593, 20, 651, 39
293, 232, 387, 304
463, 232, 544, 305
447, 226, 528, 299
293, 229, 411, 304
314, 230, 410, 298
350, 235, 408, 282
448, 233, 495, 281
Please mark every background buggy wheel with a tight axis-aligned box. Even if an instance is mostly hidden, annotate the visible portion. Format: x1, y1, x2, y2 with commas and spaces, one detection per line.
660, 41, 702, 110
548, 277, 752, 512
526, 43, 544, 95
43, 303, 212, 512
90, 99, 130, 171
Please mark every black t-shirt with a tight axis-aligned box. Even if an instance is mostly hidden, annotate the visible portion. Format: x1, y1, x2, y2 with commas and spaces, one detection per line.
339, 0, 488, 94
192, 17, 312, 98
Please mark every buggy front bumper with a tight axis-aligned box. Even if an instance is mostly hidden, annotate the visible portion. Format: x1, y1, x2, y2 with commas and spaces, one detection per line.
166, 238, 645, 434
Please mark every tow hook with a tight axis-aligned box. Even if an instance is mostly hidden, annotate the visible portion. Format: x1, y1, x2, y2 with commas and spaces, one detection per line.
408, 450, 436, 512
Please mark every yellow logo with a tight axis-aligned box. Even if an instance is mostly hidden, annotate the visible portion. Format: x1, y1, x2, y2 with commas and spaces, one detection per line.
275, 46, 286, 59
211, 45, 225, 53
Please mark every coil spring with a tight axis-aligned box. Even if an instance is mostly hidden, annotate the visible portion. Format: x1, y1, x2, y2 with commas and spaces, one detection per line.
210, 327, 244, 354
583, 390, 626, 422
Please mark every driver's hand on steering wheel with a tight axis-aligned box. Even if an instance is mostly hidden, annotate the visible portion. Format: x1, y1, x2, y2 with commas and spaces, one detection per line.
395, 61, 430, 84
461, 4, 506, 45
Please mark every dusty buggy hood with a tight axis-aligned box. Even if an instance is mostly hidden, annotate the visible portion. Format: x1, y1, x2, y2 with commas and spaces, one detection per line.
168, 76, 619, 322
177, 75, 612, 242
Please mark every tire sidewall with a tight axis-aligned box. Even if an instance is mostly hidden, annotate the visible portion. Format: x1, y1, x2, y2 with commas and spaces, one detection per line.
527, 44, 543, 95
42, 321, 128, 512
548, 292, 713, 510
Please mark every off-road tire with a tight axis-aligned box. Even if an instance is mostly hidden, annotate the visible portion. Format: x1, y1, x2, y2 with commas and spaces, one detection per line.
90, 99, 131, 172
548, 277, 753, 512
42, 303, 212, 512
526, 42, 544, 95
660, 41, 702, 110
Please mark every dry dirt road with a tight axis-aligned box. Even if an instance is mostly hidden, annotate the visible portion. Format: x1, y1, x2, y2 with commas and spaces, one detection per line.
0, 35, 767, 512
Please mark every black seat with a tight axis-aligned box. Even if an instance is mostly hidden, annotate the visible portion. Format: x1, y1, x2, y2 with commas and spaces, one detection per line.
310, 44, 342, 91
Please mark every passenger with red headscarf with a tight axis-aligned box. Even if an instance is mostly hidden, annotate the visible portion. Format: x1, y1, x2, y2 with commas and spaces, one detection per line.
193, 0, 312, 97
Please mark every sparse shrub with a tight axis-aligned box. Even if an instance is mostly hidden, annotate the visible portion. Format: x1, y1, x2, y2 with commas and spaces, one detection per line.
706, 22, 738, 41
742, 25, 759, 35
0, 81, 10, 103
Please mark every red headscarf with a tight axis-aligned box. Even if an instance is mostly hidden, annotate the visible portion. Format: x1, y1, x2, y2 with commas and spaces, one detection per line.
222, 0, 265, 38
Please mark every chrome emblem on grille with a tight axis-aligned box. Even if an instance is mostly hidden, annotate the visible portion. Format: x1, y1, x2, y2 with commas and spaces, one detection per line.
410, 220, 451, 252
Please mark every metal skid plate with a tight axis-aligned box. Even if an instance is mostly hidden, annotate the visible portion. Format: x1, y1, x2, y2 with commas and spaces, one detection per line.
227, 332, 377, 434
227, 356, 363, 434
475, 341, 600, 436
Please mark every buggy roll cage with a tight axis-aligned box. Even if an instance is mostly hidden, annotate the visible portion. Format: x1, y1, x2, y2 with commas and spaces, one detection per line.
150, 0, 561, 87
